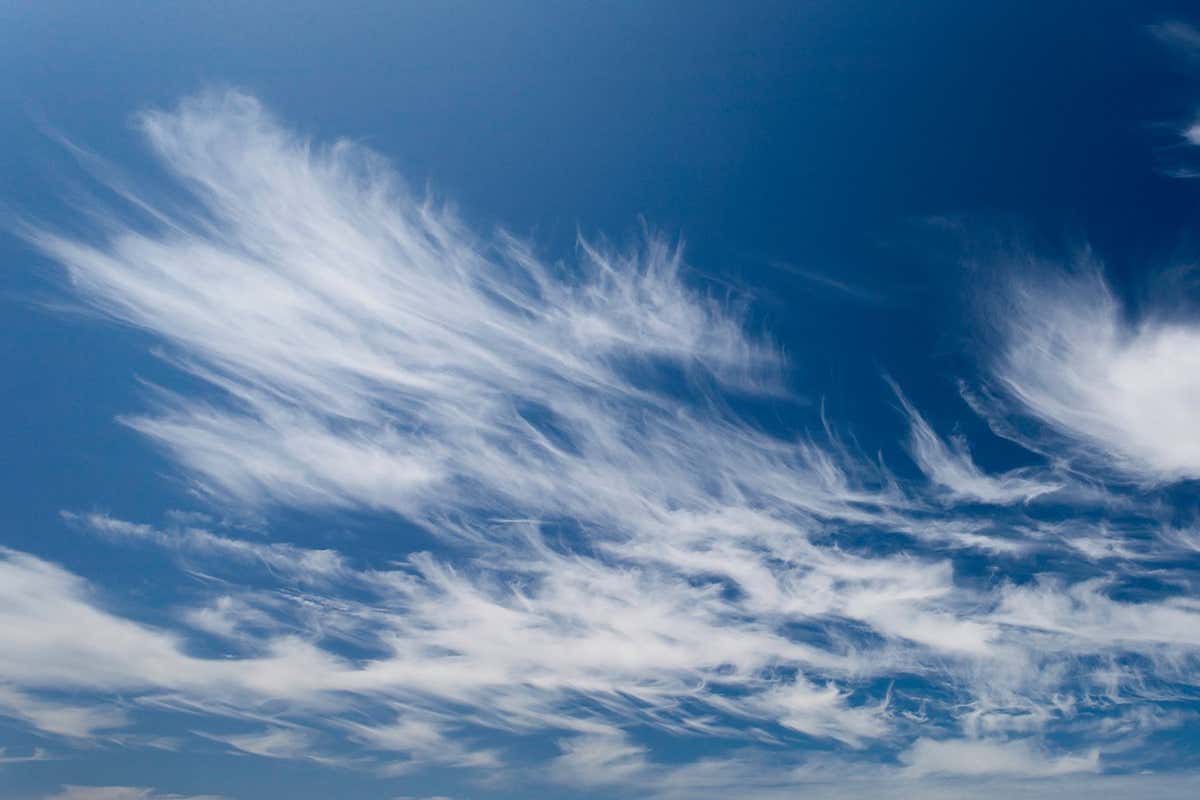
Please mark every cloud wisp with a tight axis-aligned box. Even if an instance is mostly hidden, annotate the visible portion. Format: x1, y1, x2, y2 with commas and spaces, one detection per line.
7, 90, 1200, 796
986, 268, 1200, 484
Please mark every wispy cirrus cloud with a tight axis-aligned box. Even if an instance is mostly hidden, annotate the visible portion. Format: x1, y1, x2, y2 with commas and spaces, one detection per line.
888, 377, 1062, 504
42, 787, 223, 800
0, 746, 52, 764
1151, 20, 1200, 53
987, 268, 1200, 484
63, 511, 349, 583
8, 89, 1200, 796
899, 736, 1099, 778
0, 686, 127, 739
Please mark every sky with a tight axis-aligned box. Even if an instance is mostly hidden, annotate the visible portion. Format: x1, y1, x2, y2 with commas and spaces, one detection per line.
5, 2, 1200, 798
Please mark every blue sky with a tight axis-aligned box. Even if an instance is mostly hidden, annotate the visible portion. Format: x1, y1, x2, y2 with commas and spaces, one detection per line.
5, 3, 1200, 799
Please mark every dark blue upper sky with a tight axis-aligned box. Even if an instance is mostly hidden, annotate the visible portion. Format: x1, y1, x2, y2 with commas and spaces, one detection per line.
4, 3, 1200, 799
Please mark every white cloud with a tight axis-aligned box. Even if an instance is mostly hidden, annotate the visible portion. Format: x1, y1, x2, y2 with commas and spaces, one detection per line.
997, 578, 1200, 650
0, 746, 52, 764
43, 788, 222, 800
45, 790, 155, 800
15, 89, 1200, 793
889, 378, 1061, 504
341, 713, 501, 773
549, 730, 650, 786
900, 737, 1099, 778
1151, 20, 1200, 58
0, 686, 127, 738
1186, 121, 1200, 147
16, 90, 936, 751
747, 680, 886, 747
991, 269, 1200, 483
0, 547, 200, 692
65, 511, 348, 582
205, 726, 318, 760
28, 90, 779, 527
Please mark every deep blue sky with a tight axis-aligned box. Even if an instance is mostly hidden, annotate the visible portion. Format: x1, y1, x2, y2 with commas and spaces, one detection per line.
4, 3, 1200, 799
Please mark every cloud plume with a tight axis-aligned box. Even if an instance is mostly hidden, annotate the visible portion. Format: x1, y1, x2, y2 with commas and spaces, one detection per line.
9, 90, 1200, 796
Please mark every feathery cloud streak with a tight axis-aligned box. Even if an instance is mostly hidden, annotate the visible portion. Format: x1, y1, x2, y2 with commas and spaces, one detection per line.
9, 90, 1200, 795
